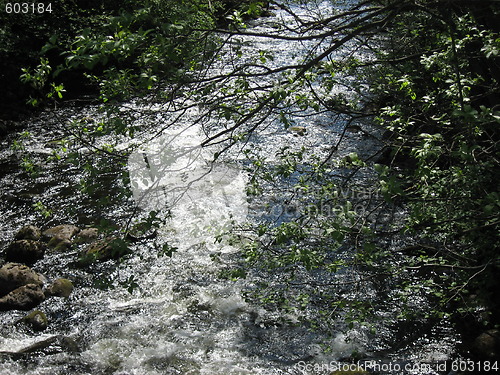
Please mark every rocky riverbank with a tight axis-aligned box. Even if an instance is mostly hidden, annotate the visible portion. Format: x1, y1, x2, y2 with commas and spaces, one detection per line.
0, 223, 127, 328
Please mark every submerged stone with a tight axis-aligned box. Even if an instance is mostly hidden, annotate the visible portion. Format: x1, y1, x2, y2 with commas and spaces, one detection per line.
288, 126, 307, 136
59, 336, 80, 353
22, 310, 48, 331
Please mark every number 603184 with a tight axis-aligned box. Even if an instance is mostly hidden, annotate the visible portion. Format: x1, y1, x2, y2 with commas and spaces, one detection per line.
5, 3, 52, 14
451, 360, 498, 372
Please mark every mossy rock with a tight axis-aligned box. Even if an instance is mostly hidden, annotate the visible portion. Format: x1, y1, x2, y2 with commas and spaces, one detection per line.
47, 235, 73, 252
43, 225, 80, 243
45, 278, 74, 298
74, 228, 98, 243
79, 237, 130, 265
288, 126, 307, 136
22, 310, 48, 331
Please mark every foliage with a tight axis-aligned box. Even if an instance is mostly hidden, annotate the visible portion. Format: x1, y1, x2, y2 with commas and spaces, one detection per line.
7, 0, 271, 111
368, 3, 500, 327
17, 1, 220, 106
196, 0, 500, 337
0, 0, 121, 119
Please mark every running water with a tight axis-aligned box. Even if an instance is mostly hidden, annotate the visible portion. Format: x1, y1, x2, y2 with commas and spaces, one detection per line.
0, 1, 460, 374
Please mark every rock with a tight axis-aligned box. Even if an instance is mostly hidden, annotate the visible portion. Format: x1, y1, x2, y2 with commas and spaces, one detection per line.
45, 278, 74, 298
5, 240, 46, 264
16, 335, 58, 354
187, 299, 212, 314
75, 227, 98, 243
0, 283, 45, 311
14, 225, 41, 241
472, 329, 500, 359
0, 335, 79, 358
22, 310, 48, 331
43, 225, 79, 244
346, 124, 363, 133
42, 224, 80, 251
79, 237, 129, 265
59, 336, 80, 353
47, 235, 72, 252
0, 263, 45, 296
288, 126, 307, 136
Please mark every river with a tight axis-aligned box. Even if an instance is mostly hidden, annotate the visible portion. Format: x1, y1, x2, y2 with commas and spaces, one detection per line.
0, 1, 461, 374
